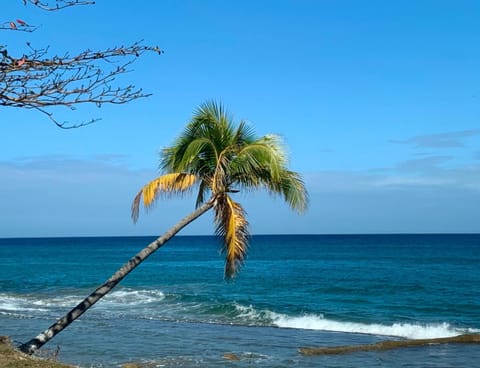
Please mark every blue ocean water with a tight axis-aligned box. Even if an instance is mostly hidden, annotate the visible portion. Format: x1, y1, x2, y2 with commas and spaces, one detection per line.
0, 234, 479, 367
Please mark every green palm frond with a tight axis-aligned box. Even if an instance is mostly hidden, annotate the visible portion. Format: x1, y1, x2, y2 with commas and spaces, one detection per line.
131, 173, 197, 222
233, 120, 256, 146
275, 170, 309, 213
227, 134, 308, 213
231, 137, 285, 181
214, 194, 249, 279
132, 100, 308, 278
195, 179, 210, 208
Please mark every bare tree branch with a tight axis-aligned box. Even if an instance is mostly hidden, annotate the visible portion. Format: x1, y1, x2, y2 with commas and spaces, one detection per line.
1, 0, 94, 32
0, 19, 38, 32
1, 1, 163, 128
23, 0, 95, 11
1, 42, 163, 128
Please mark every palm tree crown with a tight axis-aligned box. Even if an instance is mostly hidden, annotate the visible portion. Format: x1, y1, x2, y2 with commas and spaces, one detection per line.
132, 101, 308, 278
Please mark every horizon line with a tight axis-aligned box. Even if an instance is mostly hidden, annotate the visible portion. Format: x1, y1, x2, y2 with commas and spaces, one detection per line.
1, 232, 480, 240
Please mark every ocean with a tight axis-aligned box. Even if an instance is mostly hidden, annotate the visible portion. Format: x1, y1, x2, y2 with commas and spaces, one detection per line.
0, 234, 479, 367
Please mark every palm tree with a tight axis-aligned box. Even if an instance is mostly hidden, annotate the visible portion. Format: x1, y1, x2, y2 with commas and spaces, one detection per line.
19, 101, 308, 354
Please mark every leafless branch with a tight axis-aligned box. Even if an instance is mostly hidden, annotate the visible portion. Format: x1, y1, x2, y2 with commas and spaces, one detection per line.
23, 0, 95, 11
0, 20, 38, 32
1, 42, 163, 128
1, 1, 163, 128
2, 0, 93, 32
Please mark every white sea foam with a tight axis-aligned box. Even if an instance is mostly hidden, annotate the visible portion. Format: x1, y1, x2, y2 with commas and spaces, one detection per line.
232, 304, 479, 339
0, 289, 165, 315
30, 289, 165, 308
30, 295, 80, 308
233, 303, 271, 324
269, 312, 479, 339
103, 289, 165, 305
234, 304, 261, 319
0, 294, 48, 313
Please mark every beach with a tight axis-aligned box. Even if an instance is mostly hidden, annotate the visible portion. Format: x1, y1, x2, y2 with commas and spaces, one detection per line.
1, 234, 479, 367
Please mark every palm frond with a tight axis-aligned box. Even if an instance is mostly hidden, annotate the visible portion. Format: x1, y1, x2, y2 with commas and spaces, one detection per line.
235, 135, 287, 180
228, 134, 308, 213
214, 194, 249, 279
131, 173, 197, 222
233, 120, 256, 146
195, 179, 210, 208
276, 170, 309, 213
225, 137, 284, 191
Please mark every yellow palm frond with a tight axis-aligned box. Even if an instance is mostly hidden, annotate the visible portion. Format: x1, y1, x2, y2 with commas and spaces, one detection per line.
214, 194, 249, 278
131, 173, 197, 223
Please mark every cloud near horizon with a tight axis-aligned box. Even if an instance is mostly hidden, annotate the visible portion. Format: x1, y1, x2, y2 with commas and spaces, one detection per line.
1, 153, 479, 237
390, 129, 480, 149
0, 155, 214, 238
305, 155, 480, 193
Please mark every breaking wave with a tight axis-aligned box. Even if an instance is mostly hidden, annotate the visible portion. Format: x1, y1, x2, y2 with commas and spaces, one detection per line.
232, 304, 479, 339
0, 289, 165, 316
2, 291, 478, 340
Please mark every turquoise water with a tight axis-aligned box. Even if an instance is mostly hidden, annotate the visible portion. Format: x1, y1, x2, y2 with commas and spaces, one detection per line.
0, 234, 479, 367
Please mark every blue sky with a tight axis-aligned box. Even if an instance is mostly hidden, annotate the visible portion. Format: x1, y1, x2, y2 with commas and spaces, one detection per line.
2, 0, 479, 237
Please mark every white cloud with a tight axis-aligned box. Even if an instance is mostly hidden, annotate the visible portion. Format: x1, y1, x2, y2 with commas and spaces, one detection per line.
0, 155, 212, 238
372, 176, 452, 188
391, 129, 480, 149
304, 157, 480, 192
298, 166, 480, 234
395, 156, 452, 173
2, 153, 480, 237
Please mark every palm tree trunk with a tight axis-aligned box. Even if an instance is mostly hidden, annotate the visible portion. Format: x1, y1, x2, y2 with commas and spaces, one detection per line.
19, 198, 215, 355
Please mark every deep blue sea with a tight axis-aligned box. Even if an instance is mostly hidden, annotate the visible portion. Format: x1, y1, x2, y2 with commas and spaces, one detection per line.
1, 234, 479, 367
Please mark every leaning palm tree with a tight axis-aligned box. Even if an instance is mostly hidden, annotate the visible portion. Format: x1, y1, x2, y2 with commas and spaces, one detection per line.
19, 101, 308, 354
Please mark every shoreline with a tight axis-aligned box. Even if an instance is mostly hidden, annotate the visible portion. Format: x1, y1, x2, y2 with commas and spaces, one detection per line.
4, 333, 480, 367
0, 336, 72, 368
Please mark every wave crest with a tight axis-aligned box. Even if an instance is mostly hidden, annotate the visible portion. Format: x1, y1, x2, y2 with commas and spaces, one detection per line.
232, 304, 478, 339
0, 288, 166, 316
103, 289, 165, 305
2, 291, 478, 340
270, 312, 479, 339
